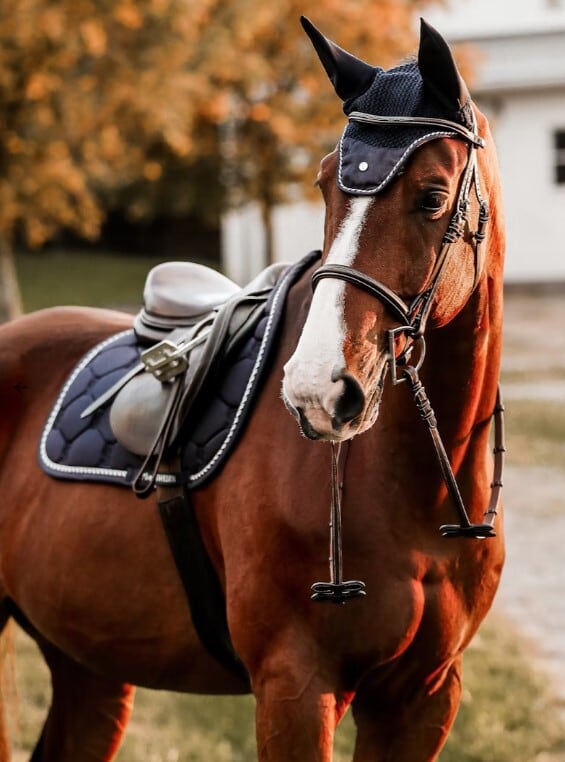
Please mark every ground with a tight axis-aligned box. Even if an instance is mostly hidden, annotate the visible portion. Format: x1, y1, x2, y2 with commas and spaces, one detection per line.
495, 287, 565, 714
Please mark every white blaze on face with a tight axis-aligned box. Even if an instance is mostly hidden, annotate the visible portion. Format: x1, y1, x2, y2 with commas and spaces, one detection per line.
283, 196, 373, 419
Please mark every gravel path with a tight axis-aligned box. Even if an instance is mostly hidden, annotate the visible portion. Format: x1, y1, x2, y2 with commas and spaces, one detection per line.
492, 291, 565, 710
494, 465, 565, 706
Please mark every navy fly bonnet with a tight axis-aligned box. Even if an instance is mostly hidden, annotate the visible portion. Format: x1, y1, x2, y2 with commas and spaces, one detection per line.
301, 17, 481, 195
340, 62, 466, 194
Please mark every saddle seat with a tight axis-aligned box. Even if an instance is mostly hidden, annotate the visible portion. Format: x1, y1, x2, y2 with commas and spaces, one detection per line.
134, 261, 241, 343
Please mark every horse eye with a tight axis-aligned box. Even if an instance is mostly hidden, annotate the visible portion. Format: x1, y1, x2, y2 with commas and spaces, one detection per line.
420, 190, 447, 213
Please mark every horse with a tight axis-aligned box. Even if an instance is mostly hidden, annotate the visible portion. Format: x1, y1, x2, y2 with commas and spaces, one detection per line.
0, 17, 505, 761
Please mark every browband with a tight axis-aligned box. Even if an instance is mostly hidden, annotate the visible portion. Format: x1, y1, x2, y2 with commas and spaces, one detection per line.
347, 111, 485, 148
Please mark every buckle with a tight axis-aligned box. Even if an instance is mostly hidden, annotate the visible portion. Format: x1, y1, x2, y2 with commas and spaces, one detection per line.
141, 340, 188, 382
389, 331, 426, 385
141, 329, 210, 382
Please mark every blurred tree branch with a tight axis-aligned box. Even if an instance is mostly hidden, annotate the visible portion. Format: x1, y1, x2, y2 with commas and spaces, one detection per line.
0, 0, 442, 318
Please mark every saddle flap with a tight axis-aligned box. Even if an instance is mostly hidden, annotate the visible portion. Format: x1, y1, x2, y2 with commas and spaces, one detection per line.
110, 372, 177, 456
110, 325, 208, 456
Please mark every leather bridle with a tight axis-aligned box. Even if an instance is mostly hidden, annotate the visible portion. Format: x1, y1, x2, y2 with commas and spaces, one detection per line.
310, 109, 504, 602
312, 109, 490, 378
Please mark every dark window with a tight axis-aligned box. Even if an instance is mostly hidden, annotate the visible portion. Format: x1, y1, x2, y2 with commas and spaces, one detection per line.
554, 130, 565, 184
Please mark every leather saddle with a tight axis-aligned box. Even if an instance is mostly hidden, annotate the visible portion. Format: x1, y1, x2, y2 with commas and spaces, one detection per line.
84, 259, 289, 496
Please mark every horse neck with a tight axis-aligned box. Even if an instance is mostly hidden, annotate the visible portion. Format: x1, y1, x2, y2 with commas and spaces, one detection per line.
426, 270, 503, 429
372, 272, 503, 496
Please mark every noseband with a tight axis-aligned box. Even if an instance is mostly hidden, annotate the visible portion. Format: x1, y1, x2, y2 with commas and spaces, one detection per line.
311, 111, 504, 602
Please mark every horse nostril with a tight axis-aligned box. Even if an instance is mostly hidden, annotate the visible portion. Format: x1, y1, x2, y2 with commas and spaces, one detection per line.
333, 373, 365, 426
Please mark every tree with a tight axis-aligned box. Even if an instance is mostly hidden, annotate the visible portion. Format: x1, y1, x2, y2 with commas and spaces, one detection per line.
0, 0, 442, 320
104, 0, 445, 264
194, 0, 444, 263
0, 0, 217, 320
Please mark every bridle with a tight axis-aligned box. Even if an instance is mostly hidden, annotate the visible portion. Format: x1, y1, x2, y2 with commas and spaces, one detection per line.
312, 110, 490, 378
310, 109, 505, 604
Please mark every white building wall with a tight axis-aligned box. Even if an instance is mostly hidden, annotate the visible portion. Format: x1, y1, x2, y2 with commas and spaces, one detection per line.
272, 202, 325, 270
427, 0, 565, 38
221, 204, 266, 285
221, 7, 565, 284
489, 90, 565, 281
222, 201, 325, 285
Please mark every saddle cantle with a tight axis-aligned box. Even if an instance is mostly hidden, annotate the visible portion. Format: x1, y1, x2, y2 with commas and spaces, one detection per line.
39, 251, 320, 492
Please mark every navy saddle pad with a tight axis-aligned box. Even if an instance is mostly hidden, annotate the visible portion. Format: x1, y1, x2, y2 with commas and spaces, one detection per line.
39, 252, 317, 490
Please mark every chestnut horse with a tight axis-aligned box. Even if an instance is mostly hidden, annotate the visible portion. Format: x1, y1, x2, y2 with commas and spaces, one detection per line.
0, 18, 505, 762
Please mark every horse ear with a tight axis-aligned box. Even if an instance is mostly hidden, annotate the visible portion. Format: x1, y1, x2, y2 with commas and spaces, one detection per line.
418, 18, 470, 112
300, 16, 376, 102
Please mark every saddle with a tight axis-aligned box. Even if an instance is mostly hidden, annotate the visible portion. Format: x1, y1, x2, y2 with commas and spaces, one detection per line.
85, 259, 289, 496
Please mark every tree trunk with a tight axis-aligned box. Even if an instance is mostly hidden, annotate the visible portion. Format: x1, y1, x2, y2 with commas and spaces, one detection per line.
259, 197, 275, 267
0, 235, 23, 323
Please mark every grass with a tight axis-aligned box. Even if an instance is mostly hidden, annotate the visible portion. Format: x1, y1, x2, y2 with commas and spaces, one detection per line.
501, 366, 565, 383
504, 399, 565, 468
15, 248, 215, 313
7, 252, 565, 759
6, 617, 565, 761
442, 618, 565, 762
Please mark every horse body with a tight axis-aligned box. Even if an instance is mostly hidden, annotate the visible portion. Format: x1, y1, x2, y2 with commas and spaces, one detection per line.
0, 18, 505, 762
0, 307, 253, 691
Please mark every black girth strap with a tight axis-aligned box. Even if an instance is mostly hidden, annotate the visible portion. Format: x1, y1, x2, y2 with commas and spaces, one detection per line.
158, 486, 250, 686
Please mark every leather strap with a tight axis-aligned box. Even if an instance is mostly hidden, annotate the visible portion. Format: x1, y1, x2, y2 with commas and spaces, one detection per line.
403, 366, 503, 539
312, 264, 412, 326
157, 482, 250, 686
348, 111, 485, 147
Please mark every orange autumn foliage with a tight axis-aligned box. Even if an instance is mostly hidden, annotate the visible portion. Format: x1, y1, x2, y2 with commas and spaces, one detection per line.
0, 0, 444, 249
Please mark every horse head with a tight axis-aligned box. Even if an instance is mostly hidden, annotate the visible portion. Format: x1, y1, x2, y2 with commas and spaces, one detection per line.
282, 18, 504, 441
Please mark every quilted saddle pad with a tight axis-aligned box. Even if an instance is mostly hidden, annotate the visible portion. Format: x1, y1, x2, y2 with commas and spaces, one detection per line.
39, 252, 318, 490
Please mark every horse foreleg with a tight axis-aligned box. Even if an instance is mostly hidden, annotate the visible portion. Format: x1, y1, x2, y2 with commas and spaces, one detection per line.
253, 658, 345, 762
31, 642, 134, 762
351, 658, 462, 762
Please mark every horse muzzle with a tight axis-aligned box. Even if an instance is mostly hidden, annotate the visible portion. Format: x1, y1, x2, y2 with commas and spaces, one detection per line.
282, 369, 366, 441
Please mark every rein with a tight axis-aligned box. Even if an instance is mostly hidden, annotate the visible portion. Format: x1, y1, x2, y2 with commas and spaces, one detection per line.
311, 110, 505, 604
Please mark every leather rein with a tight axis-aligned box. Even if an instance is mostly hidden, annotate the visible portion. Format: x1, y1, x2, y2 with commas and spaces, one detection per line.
311, 110, 505, 603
